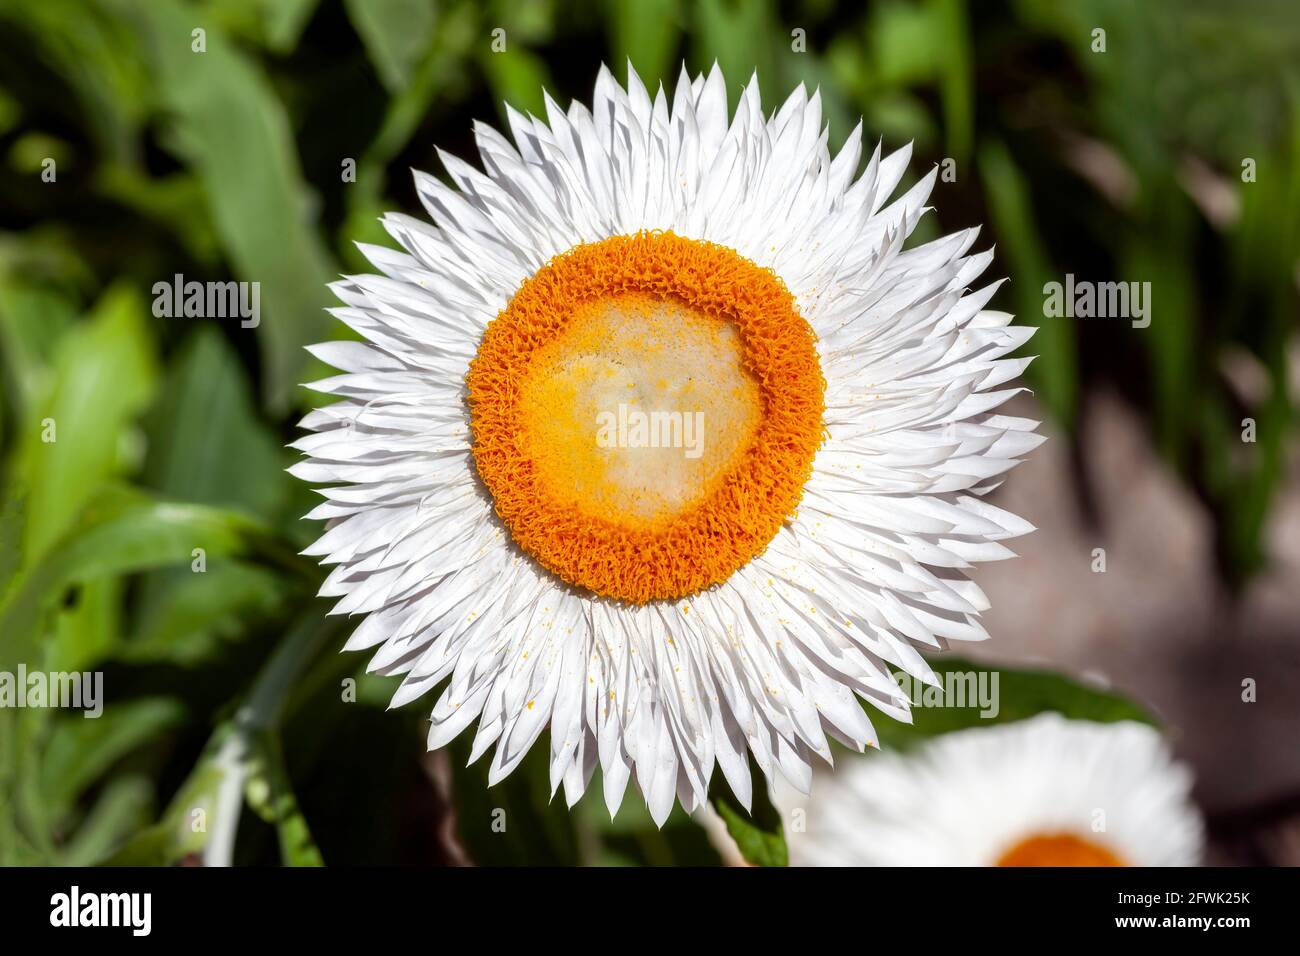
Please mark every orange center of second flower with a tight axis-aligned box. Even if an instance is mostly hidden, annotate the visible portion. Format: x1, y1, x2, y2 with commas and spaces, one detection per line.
466, 231, 825, 603
995, 833, 1128, 867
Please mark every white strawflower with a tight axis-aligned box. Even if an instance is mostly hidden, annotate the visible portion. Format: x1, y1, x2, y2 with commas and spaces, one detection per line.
291, 64, 1040, 824
790, 714, 1203, 866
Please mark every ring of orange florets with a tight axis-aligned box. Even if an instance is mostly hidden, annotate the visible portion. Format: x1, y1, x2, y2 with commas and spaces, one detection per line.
466, 231, 825, 604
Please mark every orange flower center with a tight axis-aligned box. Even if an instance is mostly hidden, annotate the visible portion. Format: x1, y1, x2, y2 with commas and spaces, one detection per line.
995, 833, 1128, 867
466, 231, 825, 603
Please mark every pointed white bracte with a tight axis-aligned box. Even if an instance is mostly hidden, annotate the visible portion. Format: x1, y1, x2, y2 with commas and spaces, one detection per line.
788, 714, 1204, 866
291, 63, 1042, 825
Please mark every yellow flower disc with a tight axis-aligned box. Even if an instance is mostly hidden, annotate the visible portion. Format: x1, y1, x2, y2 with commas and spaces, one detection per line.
467, 231, 825, 603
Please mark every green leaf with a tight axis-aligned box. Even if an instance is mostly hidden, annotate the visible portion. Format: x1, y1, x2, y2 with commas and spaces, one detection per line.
933, 0, 973, 162
874, 655, 1155, 751
352, 0, 478, 184
244, 728, 324, 866
0, 279, 78, 426
692, 0, 780, 108
94, 823, 182, 867
0, 496, 25, 597
868, 0, 943, 88
128, 565, 286, 666
144, 327, 287, 518
59, 776, 154, 866
979, 138, 1079, 427
202, 0, 322, 53
1126, 213, 1196, 464
708, 759, 787, 867
132, 327, 292, 661
97, 757, 225, 866
337, 0, 478, 275
122, 0, 337, 412
0, 87, 19, 138
480, 46, 552, 122
1211, 75, 1300, 583
0, 486, 310, 673
344, 0, 438, 93
46, 576, 122, 674
0, 0, 153, 162
607, 0, 680, 85
93, 165, 221, 265
40, 698, 185, 818
16, 283, 158, 563
101, 611, 340, 866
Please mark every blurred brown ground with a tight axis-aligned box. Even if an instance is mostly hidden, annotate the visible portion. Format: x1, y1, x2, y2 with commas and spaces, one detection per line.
974, 389, 1300, 865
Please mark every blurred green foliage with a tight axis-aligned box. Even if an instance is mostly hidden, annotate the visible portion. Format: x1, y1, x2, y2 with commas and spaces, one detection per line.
0, 0, 1295, 865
